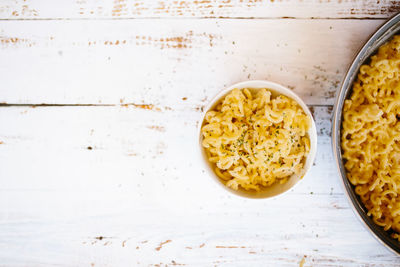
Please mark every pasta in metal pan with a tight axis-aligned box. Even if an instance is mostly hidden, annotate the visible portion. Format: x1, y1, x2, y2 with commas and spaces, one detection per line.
342, 35, 400, 241
201, 88, 311, 192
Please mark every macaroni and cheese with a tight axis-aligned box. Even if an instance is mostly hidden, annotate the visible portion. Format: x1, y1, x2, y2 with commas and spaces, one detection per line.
201, 88, 311, 192
342, 35, 400, 241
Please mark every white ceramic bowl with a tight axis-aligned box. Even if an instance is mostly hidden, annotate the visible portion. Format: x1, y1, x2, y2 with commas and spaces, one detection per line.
198, 80, 317, 199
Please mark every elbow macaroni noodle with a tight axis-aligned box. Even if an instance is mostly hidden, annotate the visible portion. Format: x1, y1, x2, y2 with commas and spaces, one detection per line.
201, 88, 311, 192
342, 35, 400, 241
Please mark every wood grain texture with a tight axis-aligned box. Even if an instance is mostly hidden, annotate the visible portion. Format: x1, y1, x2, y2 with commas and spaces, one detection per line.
0, 105, 398, 266
0, 19, 384, 105
1, 1, 400, 266
0, 0, 400, 19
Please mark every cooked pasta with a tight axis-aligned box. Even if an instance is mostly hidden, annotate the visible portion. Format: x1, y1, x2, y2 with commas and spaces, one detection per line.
201, 88, 311, 191
342, 35, 400, 241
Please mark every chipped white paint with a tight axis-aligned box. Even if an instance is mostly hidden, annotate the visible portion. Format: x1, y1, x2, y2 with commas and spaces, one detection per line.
0, 0, 399, 19
0, 1, 399, 266
0, 19, 385, 105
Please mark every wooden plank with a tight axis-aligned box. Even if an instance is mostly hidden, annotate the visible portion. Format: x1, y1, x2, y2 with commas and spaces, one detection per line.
0, 0, 399, 19
0, 19, 384, 105
0, 106, 332, 192
0, 195, 398, 266
0, 105, 398, 266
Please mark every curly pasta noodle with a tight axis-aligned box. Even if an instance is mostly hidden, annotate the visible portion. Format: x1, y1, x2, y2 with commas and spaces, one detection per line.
342, 35, 400, 241
201, 88, 311, 192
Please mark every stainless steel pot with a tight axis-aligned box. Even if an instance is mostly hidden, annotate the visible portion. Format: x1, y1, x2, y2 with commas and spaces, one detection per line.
332, 13, 400, 255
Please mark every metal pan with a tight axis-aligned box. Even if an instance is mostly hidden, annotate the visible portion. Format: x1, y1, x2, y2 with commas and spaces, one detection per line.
332, 13, 400, 255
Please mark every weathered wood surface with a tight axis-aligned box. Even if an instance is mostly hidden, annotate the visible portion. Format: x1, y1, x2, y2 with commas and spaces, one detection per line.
0, 0, 399, 19
0, 19, 384, 105
1, 1, 400, 266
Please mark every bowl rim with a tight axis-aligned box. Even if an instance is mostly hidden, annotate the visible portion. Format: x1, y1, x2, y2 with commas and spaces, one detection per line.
198, 80, 318, 199
331, 13, 400, 255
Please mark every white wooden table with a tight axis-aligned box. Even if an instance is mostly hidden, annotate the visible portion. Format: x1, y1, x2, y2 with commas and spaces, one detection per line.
1, 1, 400, 266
